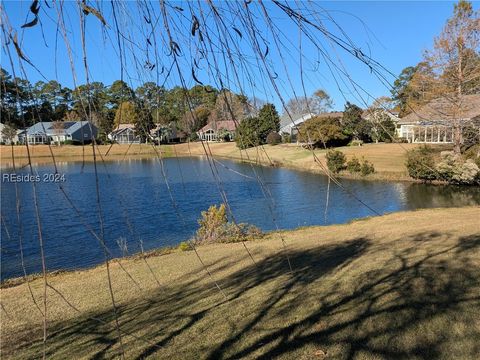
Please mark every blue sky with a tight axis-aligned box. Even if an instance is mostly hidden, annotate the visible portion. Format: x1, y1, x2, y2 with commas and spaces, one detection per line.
2, 1, 476, 111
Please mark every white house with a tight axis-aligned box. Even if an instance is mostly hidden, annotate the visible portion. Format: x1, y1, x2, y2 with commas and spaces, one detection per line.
396, 95, 480, 143
279, 112, 315, 138
108, 124, 141, 144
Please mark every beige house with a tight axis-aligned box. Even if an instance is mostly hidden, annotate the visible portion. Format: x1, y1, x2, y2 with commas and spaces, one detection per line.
397, 94, 480, 143
197, 120, 237, 142
108, 124, 141, 144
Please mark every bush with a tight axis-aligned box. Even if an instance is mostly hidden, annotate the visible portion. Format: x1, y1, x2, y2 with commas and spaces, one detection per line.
298, 116, 347, 148
346, 156, 361, 174
235, 117, 260, 149
195, 204, 263, 244
464, 144, 480, 168
394, 137, 409, 143
217, 128, 232, 142
178, 241, 192, 251
266, 132, 281, 145
326, 150, 346, 174
189, 132, 199, 141
405, 146, 437, 182
214, 222, 263, 243
281, 133, 291, 144
348, 140, 363, 147
360, 159, 375, 176
196, 204, 228, 243
436, 152, 479, 185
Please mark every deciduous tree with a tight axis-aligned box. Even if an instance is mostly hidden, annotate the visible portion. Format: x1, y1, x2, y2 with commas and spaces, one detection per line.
423, 0, 480, 153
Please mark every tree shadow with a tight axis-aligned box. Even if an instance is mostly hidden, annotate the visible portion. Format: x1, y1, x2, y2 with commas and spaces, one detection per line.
456, 234, 480, 253
6, 232, 480, 360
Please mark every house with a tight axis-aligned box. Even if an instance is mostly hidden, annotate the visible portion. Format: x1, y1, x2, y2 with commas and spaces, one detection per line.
16, 129, 26, 144
197, 120, 238, 142
279, 112, 343, 142
25, 121, 98, 145
279, 112, 314, 139
396, 94, 480, 143
108, 124, 141, 144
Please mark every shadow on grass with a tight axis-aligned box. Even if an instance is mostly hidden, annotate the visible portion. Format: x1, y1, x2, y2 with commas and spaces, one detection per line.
7, 232, 480, 359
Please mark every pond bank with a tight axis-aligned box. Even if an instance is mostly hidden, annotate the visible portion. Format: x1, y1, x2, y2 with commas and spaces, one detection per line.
2, 206, 479, 359
1, 142, 430, 182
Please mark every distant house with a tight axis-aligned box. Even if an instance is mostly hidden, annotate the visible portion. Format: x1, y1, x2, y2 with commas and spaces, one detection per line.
26, 121, 98, 145
16, 129, 26, 144
197, 120, 237, 142
279, 113, 314, 139
397, 94, 480, 143
279, 112, 343, 142
108, 124, 141, 144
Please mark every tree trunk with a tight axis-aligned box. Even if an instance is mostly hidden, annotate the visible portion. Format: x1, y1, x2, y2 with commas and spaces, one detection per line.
453, 40, 464, 155
453, 120, 462, 154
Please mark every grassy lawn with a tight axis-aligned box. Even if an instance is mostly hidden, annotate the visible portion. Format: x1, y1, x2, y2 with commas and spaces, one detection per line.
2, 207, 479, 359
0, 143, 174, 168
1, 142, 440, 182
173, 142, 446, 181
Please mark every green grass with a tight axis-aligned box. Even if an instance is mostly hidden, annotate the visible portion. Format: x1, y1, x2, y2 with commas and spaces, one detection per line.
2, 207, 479, 359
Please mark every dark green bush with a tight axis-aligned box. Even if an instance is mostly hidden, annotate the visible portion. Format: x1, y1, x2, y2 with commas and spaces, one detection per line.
235, 117, 260, 149
266, 132, 281, 145
346, 156, 361, 174
326, 150, 346, 174
360, 159, 375, 176
405, 146, 437, 182
298, 116, 347, 148
281, 133, 291, 143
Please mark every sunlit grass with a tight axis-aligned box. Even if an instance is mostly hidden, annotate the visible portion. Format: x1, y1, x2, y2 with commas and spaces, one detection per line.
2, 207, 479, 359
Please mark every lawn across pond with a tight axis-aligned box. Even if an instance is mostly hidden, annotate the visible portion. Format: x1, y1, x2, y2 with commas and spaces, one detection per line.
1, 142, 447, 181
2, 207, 479, 359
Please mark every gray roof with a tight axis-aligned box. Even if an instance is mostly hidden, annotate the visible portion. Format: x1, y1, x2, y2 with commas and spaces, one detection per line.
398, 94, 480, 125
26, 121, 96, 136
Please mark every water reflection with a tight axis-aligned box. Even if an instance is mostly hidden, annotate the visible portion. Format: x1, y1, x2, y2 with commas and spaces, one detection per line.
1, 157, 479, 279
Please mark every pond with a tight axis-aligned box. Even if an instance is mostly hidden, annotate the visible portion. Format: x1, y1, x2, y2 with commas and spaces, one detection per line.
2, 157, 479, 280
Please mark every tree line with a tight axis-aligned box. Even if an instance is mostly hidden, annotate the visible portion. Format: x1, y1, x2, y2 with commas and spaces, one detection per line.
0, 72, 254, 139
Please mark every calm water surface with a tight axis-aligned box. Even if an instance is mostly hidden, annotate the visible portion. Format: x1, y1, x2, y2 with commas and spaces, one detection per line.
2, 157, 480, 279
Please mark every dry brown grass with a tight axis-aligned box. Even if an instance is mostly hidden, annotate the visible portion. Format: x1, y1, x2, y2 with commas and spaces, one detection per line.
1, 207, 479, 359
174, 142, 447, 181
1, 142, 439, 181
0, 144, 174, 168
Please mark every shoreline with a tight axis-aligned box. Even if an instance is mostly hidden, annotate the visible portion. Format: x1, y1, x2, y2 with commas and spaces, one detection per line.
1, 206, 475, 288
1, 142, 433, 182
2, 206, 479, 359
